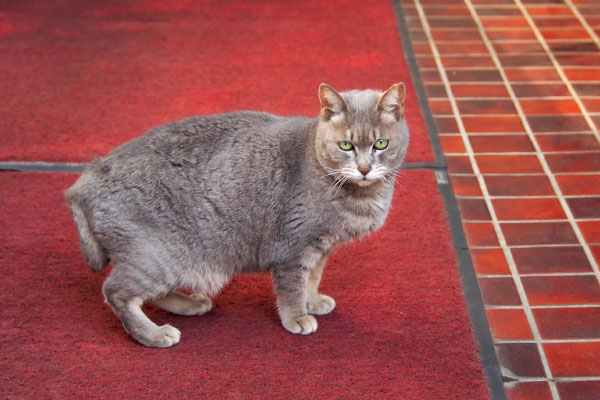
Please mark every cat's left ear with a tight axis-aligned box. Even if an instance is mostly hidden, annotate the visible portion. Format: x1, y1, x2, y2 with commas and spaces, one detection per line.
376, 83, 406, 123
319, 83, 348, 122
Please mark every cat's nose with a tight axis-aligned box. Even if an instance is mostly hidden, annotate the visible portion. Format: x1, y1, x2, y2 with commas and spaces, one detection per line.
358, 167, 371, 176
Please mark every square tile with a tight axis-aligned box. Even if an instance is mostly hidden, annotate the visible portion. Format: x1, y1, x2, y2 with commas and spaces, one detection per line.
501, 222, 578, 245
519, 99, 580, 115
556, 174, 600, 196
485, 308, 533, 340
463, 116, 525, 133
484, 175, 554, 196
495, 343, 546, 377
439, 135, 466, 153
457, 99, 517, 115
534, 307, 600, 339
469, 135, 534, 153
448, 175, 482, 196
544, 342, 600, 377
567, 197, 600, 219
463, 222, 499, 247
493, 198, 566, 220
527, 115, 591, 133
476, 155, 544, 174
505, 382, 553, 400
451, 83, 509, 98
578, 220, 600, 243
511, 83, 570, 98
535, 134, 600, 152
511, 246, 592, 274
478, 277, 522, 306
522, 276, 600, 306
471, 247, 510, 275
557, 381, 600, 400
457, 198, 491, 220
546, 154, 600, 173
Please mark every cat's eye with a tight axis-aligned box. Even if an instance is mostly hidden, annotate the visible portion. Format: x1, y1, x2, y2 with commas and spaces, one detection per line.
373, 139, 389, 150
338, 140, 354, 151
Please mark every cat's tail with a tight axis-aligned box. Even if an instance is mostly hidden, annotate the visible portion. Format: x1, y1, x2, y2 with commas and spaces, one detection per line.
65, 179, 108, 271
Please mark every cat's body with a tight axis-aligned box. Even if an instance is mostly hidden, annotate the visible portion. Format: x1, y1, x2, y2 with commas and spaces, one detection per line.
66, 84, 409, 347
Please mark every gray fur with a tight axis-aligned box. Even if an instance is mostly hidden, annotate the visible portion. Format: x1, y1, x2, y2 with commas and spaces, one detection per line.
66, 83, 409, 347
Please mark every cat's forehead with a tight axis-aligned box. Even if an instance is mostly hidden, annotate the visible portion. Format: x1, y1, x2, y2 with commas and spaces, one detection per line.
340, 89, 382, 125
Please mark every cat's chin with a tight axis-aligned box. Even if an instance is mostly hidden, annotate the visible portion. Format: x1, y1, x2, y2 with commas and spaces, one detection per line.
349, 178, 377, 187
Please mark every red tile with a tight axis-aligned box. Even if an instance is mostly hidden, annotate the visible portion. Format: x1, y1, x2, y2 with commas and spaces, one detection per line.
449, 175, 482, 196
470, 135, 534, 153
451, 83, 509, 98
478, 277, 522, 306
505, 68, 561, 82
487, 29, 537, 41
519, 99, 581, 115
499, 54, 553, 67
457, 198, 491, 220
578, 221, 600, 243
493, 198, 566, 220
484, 175, 554, 196
427, 99, 453, 115
511, 246, 592, 274
436, 42, 489, 55
582, 98, 600, 113
592, 245, 600, 265
471, 247, 510, 275
546, 154, 600, 173
434, 116, 459, 133
545, 342, 600, 377
478, 7, 522, 17
485, 308, 533, 340
533, 17, 582, 28
572, 83, 600, 97
420, 69, 442, 83
512, 83, 570, 98
416, 56, 436, 69
557, 381, 600, 400
476, 155, 543, 174
463, 222, 499, 247
446, 155, 473, 174
534, 307, 600, 339
480, 16, 530, 28
495, 343, 545, 377
550, 41, 599, 52
428, 18, 476, 29
439, 135, 466, 153
447, 69, 502, 82
556, 54, 600, 67
535, 134, 600, 152
463, 116, 525, 133
522, 276, 600, 306
501, 222, 578, 245
457, 99, 517, 115
411, 42, 433, 56
505, 382, 553, 400
564, 69, 600, 81
414, 6, 470, 17
556, 174, 600, 195
431, 29, 482, 41
526, 6, 572, 16
567, 197, 600, 219
441, 55, 495, 68
540, 28, 591, 40
527, 115, 590, 133
494, 42, 545, 54
424, 83, 447, 98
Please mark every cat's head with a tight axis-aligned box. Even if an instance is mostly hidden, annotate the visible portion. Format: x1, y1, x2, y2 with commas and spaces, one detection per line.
314, 83, 409, 187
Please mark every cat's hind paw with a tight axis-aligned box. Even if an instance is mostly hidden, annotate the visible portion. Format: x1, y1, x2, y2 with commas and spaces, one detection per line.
307, 294, 336, 315
282, 314, 318, 335
141, 324, 181, 348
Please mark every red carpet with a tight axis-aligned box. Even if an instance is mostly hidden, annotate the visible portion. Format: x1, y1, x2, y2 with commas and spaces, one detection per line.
0, 171, 488, 399
0, 0, 432, 163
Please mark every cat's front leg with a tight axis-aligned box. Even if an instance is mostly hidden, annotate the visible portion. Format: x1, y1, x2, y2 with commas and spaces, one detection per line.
306, 255, 336, 316
272, 264, 317, 335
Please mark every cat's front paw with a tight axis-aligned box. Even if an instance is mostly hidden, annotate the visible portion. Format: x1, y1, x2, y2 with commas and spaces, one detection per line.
307, 294, 336, 315
282, 314, 318, 335
137, 324, 181, 348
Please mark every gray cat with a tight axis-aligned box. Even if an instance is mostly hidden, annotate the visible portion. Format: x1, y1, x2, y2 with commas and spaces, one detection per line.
66, 83, 409, 348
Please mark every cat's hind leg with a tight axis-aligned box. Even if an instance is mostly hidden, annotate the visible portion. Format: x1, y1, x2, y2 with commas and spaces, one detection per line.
152, 292, 212, 316
102, 271, 180, 348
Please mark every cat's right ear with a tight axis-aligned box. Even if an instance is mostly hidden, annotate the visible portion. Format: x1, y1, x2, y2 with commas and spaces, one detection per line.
319, 83, 347, 122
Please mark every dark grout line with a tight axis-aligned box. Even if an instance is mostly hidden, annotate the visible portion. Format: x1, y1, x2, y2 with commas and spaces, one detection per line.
0, 162, 85, 173
394, 1, 507, 400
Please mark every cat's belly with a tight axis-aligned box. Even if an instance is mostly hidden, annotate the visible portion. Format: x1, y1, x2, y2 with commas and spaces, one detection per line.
176, 264, 233, 297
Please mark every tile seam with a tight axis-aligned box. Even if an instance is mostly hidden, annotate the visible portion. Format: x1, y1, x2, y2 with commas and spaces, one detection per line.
564, 0, 600, 50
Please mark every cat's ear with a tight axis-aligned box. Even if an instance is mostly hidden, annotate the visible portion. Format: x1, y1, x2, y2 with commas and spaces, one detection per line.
319, 83, 348, 122
376, 83, 406, 123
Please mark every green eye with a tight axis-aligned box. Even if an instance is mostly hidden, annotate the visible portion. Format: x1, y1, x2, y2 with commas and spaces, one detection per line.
373, 139, 389, 150
338, 140, 354, 151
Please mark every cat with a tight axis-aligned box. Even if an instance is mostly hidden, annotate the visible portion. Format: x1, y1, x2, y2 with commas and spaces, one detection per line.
66, 83, 410, 348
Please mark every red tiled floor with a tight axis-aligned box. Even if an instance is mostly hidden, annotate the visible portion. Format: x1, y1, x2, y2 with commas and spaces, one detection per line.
556, 174, 600, 195
463, 116, 525, 133
535, 134, 600, 152
493, 198, 566, 220
484, 175, 554, 196
439, 135, 466, 153
545, 342, 600, 377
557, 381, 600, 400
478, 277, 522, 306
567, 198, 600, 219
451, 83, 509, 98
457, 99, 517, 115
471, 248, 510, 275
527, 115, 591, 133
457, 198, 491, 220
476, 155, 544, 174
485, 308, 533, 340
501, 222, 578, 246
505, 382, 553, 400
504, 67, 562, 82
434, 116, 459, 133
495, 343, 546, 377
546, 154, 600, 173
534, 307, 600, 339
578, 221, 600, 243
448, 175, 482, 196
470, 135, 534, 153
511, 83, 570, 98
521, 276, 600, 306
511, 246, 592, 274
463, 222, 499, 247
519, 99, 581, 115
446, 155, 474, 174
